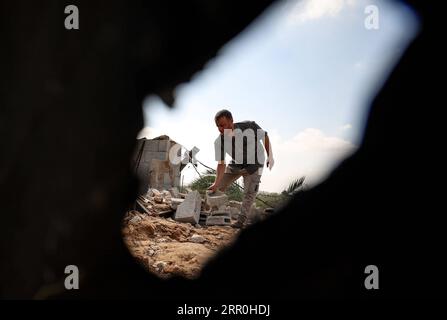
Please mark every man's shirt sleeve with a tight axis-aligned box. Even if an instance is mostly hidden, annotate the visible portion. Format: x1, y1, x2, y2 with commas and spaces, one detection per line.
252, 121, 268, 143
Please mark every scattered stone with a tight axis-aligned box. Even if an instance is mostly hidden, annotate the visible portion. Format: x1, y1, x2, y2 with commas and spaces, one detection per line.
148, 249, 155, 256
190, 234, 206, 243
154, 261, 167, 271
129, 216, 142, 225
195, 224, 202, 228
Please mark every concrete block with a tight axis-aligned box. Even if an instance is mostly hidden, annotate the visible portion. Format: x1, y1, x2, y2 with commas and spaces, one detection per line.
174, 190, 202, 224
210, 211, 231, 217
206, 192, 228, 209
206, 215, 231, 226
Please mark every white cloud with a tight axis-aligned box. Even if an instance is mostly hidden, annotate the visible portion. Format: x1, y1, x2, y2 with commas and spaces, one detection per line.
288, 0, 357, 24
260, 128, 356, 192
340, 123, 352, 131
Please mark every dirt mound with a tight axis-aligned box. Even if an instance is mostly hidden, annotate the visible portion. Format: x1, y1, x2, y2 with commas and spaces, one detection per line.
122, 211, 239, 279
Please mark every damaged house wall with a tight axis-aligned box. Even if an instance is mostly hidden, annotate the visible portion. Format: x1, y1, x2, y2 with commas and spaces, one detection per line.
133, 136, 183, 194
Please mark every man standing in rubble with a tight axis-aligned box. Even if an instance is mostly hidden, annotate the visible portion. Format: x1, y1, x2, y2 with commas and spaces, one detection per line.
208, 109, 274, 228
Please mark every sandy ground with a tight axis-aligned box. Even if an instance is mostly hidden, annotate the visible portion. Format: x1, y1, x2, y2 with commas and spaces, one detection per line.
122, 211, 240, 279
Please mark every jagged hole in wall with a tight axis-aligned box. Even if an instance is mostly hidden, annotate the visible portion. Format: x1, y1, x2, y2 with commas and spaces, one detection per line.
122, 0, 419, 279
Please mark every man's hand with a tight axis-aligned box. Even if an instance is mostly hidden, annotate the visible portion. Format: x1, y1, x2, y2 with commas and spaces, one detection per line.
267, 156, 275, 170
207, 183, 218, 193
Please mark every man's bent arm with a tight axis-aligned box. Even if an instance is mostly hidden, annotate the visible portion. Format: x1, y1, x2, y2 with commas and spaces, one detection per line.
214, 161, 226, 188
264, 134, 273, 158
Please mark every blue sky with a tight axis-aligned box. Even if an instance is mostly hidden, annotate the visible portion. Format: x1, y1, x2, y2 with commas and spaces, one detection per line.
140, 0, 419, 192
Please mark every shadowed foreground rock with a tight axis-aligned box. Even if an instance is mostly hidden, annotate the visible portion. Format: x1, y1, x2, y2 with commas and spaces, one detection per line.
0, 1, 445, 299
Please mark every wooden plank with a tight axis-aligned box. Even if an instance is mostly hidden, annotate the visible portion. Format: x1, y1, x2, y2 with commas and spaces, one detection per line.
135, 199, 153, 215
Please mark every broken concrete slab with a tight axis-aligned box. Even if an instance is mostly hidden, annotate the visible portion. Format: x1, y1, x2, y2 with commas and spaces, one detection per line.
174, 190, 201, 224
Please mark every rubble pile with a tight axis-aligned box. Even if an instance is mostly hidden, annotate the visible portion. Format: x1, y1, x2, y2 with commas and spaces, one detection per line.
124, 187, 270, 279
135, 186, 268, 226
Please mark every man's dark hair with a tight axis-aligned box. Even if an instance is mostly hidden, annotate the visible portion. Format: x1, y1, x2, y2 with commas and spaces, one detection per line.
214, 109, 233, 123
